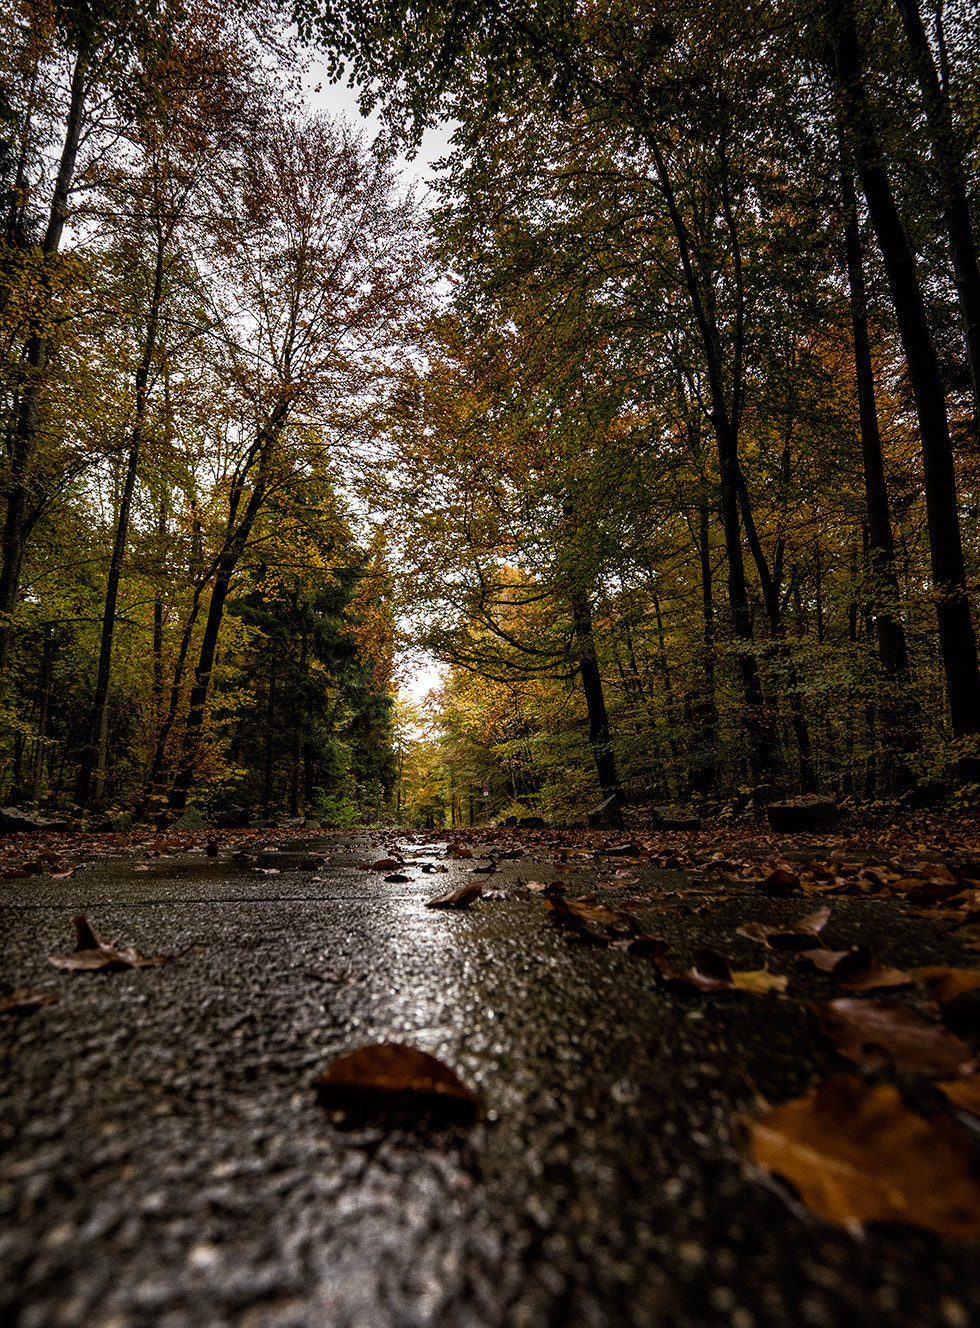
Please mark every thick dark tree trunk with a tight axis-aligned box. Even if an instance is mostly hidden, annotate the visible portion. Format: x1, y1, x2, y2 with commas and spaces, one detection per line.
827, 0, 980, 738
893, 0, 980, 430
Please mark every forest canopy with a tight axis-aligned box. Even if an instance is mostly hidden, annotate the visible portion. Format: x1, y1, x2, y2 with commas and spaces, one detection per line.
2, 0, 979, 827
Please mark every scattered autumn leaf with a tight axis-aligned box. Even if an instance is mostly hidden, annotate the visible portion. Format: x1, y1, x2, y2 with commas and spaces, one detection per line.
758, 868, 801, 897
48, 915, 169, 971
316, 1043, 482, 1124
749, 1075, 980, 1239
425, 881, 482, 909
938, 1077, 980, 1118
737, 906, 831, 949
916, 967, 980, 1005
731, 968, 790, 995
544, 895, 619, 943
0, 989, 61, 1015
798, 946, 912, 990
811, 997, 975, 1076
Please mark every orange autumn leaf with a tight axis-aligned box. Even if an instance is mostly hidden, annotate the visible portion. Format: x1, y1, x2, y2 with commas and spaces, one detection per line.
938, 1077, 980, 1118
916, 966, 980, 1005
749, 1075, 980, 1239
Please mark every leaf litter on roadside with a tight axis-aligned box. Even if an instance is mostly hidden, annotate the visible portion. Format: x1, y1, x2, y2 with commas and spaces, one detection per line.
48, 915, 169, 971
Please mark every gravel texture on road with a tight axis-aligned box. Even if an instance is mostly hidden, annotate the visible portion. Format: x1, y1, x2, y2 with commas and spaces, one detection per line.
2, 828, 979, 1328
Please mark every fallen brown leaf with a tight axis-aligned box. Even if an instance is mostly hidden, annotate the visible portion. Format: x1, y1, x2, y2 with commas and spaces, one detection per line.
749, 1075, 980, 1238
731, 967, 790, 995
316, 1043, 482, 1124
916, 966, 980, 1005
799, 946, 912, 990
811, 997, 975, 1076
0, 989, 61, 1015
758, 867, 802, 897
938, 1077, 980, 1118
425, 881, 482, 909
48, 915, 169, 971
737, 905, 831, 949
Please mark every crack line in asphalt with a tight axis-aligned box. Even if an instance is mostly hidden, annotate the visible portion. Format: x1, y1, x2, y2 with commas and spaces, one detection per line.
0, 895, 423, 908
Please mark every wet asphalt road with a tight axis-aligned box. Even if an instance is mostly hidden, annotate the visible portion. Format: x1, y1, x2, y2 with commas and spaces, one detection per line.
2, 828, 980, 1328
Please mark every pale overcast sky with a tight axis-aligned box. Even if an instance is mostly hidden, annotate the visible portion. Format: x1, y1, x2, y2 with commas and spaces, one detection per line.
302, 60, 454, 195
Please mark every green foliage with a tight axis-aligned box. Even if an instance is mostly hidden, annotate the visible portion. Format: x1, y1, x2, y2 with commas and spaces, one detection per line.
308, 787, 360, 827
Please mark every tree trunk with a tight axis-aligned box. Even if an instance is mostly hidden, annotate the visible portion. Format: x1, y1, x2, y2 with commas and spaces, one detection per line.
686, 501, 718, 797
264, 639, 277, 812
642, 131, 777, 793
893, 0, 980, 430
0, 50, 89, 695
30, 627, 54, 803
167, 403, 289, 813
77, 230, 166, 811
570, 591, 621, 818
827, 0, 980, 738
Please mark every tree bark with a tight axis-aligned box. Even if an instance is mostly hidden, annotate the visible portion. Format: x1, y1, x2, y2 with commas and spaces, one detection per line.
892, 0, 980, 431
827, 0, 980, 738
570, 590, 621, 819
167, 402, 290, 813
0, 50, 89, 695
77, 229, 166, 810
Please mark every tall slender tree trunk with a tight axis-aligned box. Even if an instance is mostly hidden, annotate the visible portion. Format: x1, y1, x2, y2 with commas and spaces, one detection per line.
290, 632, 307, 817
570, 591, 621, 821
643, 132, 776, 793
687, 501, 718, 797
734, 465, 816, 792
0, 50, 88, 696
839, 164, 920, 787
827, 0, 980, 739
263, 639, 277, 811
77, 230, 167, 811
167, 404, 289, 814
30, 626, 54, 803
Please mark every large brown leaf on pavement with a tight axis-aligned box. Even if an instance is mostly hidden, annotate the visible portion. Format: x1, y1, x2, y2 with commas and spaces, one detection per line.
316, 1043, 482, 1125
749, 1075, 980, 1239
811, 997, 976, 1076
